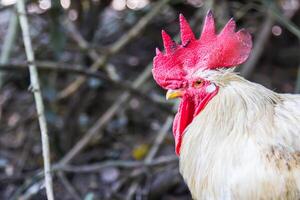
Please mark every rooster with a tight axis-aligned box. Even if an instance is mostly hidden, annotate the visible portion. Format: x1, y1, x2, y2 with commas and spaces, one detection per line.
152, 11, 300, 199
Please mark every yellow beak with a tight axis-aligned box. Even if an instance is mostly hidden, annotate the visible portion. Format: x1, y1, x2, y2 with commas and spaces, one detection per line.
166, 89, 183, 100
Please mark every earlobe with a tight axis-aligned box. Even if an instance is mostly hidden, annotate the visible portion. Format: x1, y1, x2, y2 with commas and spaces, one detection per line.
206, 83, 216, 93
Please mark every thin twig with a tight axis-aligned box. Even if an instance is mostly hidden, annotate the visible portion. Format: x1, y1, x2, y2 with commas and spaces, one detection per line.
57, 172, 81, 200
128, 108, 176, 198
10, 171, 44, 200
55, 156, 177, 173
125, 116, 174, 199
58, 64, 153, 165
63, 18, 99, 60
58, 0, 170, 99
0, 61, 173, 114
126, 182, 140, 200
145, 117, 173, 163
9, 155, 176, 199
16, 1, 54, 199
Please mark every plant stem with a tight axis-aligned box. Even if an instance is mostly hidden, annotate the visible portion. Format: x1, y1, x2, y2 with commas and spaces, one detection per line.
16, 1, 54, 199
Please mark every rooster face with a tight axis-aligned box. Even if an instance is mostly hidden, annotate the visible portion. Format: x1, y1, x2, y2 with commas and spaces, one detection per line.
166, 77, 218, 100
152, 11, 252, 155
166, 76, 219, 155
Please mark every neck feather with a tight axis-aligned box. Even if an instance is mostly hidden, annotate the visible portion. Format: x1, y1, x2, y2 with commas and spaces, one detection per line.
179, 74, 282, 198
195, 73, 281, 136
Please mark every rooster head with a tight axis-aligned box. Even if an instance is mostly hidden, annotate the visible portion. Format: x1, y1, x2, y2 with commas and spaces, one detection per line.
152, 11, 252, 155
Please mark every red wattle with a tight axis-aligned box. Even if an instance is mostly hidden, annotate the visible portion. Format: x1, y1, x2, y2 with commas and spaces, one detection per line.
173, 100, 194, 155
173, 88, 218, 156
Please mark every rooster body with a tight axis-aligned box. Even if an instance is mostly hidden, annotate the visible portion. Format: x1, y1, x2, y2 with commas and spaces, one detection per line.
180, 71, 300, 199
152, 11, 300, 199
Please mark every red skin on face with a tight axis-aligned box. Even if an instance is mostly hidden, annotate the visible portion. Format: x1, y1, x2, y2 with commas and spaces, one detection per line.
173, 81, 219, 155
152, 11, 252, 155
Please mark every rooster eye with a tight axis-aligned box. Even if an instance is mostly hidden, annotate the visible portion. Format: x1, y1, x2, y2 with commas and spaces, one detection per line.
194, 80, 203, 88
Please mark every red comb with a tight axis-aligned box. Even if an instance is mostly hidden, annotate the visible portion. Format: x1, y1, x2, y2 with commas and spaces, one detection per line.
152, 11, 252, 89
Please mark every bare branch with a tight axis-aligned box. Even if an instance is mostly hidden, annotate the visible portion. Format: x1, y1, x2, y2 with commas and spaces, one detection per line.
58, 0, 170, 99
55, 156, 177, 173
16, 1, 54, 199
0, 61, 173, 114
58, 63, 153, 165
145, 117, 173, 163
57, 172, 81, 200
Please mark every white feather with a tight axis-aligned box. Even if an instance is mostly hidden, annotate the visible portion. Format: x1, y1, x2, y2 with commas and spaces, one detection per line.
179, 70, 300, 199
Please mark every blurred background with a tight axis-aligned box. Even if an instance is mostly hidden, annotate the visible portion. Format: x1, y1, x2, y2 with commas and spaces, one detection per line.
0, 0, 299, 199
